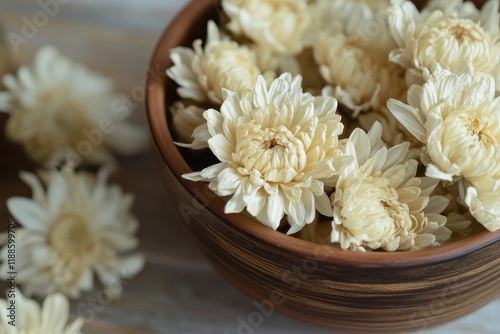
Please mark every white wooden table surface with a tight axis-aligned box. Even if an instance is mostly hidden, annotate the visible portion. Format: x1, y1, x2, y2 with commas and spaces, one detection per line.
0, 1, 498, 333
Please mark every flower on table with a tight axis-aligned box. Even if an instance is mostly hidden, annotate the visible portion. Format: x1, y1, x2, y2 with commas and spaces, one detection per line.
0, 168, 144, 298
184, 73, 350, 234
0, 46, 147, 169
0, 290, 84, 334
222, 0, 311, 56
388, 0, 500, 88
330, 122, 451, 252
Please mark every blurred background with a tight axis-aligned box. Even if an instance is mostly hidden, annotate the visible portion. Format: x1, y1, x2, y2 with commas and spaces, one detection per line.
0, 1, 498, 333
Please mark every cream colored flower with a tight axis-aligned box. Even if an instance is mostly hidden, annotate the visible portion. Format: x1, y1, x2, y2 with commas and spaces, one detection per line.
388, 1, 500, 88
330, 122, 451, 252
314, 31, 406, 116
222, 0, 311, 56
170, 100, 209, 149
0, 290, 84, 334
308, 0, 395, 35
167, 21, 272, 105
463, 178, 500, 232
0, 168, 144, 298
0, 46, 147, 168
387, 65, 500, 183
184, 73, 349, 234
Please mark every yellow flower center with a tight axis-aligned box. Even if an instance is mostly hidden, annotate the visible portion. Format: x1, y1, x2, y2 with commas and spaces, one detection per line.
339, 174, 412, 241
49, 212, 94, 259
236, 122, 307, 183
417, 16, 491, 72
444, 20, 483, 43
467, 116, 498, 146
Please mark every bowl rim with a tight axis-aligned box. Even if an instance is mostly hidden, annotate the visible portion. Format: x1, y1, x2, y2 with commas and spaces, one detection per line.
146, 0, 500, 268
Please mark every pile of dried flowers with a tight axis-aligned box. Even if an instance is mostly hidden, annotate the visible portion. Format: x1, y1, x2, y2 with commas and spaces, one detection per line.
167, 0, 500, 252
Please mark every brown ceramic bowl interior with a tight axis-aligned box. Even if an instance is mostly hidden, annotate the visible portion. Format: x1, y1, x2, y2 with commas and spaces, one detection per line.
146, 1, 500, 332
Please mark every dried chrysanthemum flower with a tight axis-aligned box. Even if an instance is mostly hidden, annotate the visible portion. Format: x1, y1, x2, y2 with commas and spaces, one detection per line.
0, 290, 84, 334
0, 46, 147, 168
388, 65, 500, 232
167, 21, 273, 105
387, 64, 500, 183
222, 0, 311, 56
170, 100, 209, 149
330, 122, 451, 252
0, 168, 144, 298
308, 0, 396, 37
184, 73, 350, 234
388, 0, 500, 88
314, 31, 406, 117
463, 178, 500, 232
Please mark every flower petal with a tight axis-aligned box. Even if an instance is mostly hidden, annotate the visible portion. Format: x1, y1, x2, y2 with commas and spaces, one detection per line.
6, 198, 47, 231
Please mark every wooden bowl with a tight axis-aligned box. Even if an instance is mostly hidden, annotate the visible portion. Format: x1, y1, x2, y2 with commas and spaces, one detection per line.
146, 1, 500, 332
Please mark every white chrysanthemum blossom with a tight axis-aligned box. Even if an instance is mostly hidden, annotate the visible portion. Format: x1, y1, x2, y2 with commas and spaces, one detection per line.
308, 0, 394, 35
167, 21, 273, 105
330, 122, 451, 252
184, 73, 350, 234
170, 100, 209, 149
0, 46, 147, 168
0, 290, 84, 334
222, 0, 311, 56
387, 64, 500, 183
463, 178, 500, 232
388, 1, 500, 88
314, 32, 406, 117
0, 168, 144, 298
307, 0, 402, 56
422, 0, 500, 34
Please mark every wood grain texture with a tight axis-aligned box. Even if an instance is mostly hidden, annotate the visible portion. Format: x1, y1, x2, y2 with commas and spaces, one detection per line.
0, 0, 499, 333
147, 0, 500, 332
